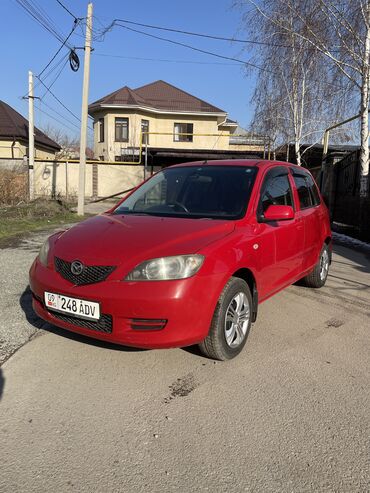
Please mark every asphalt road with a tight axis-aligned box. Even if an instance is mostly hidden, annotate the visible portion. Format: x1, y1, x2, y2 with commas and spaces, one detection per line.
0, 230, 369, 492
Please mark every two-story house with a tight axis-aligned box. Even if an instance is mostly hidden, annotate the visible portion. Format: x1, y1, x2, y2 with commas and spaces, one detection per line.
88, 80, 266, 167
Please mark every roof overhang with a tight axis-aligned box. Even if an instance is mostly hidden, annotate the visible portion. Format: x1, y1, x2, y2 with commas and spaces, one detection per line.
218, 121, 238, 127
146, 146, 265, 158
89, 104, 227, 118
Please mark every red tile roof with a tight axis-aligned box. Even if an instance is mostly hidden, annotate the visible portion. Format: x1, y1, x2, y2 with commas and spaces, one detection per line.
0, 100, 60, 151
89, 80, 225, 114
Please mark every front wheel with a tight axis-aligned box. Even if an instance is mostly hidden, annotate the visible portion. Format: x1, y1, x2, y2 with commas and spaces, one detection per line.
301, 244, 330, 288
199, 277, 253, 361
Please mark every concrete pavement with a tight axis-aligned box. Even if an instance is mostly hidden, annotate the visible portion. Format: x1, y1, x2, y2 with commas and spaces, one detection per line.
0, 237, 369, 492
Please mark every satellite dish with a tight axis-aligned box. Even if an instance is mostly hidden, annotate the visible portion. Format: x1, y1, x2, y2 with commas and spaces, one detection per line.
69, 50, 80, 72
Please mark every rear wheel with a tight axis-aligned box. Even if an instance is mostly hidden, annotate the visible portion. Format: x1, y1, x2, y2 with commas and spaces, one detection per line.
199, 277, 252, 361
301, 244, 330, 288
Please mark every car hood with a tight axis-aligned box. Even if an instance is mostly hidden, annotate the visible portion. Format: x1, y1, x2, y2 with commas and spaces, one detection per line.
53, 213, 235, 267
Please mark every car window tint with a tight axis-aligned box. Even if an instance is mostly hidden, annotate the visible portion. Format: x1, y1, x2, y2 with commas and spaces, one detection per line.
259, 172, 293, 214
305, 174, 321, 206
114, 166, 258, 220
293, 175, 312, 209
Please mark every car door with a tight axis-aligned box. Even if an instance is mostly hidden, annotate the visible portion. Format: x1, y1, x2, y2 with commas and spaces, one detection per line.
291, 170, 322, 271
254, 166, 304, 299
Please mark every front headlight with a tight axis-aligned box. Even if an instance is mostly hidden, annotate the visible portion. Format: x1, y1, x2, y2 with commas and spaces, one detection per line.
125, 255, 204, 281
38, 239, 50, 266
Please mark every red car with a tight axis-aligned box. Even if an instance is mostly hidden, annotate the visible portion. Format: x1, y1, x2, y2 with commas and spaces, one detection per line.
30, 160, 331, 360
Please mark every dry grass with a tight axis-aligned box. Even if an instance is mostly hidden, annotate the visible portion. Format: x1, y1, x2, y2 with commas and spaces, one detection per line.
0, 167, 28, 205
0, 198, 84, 240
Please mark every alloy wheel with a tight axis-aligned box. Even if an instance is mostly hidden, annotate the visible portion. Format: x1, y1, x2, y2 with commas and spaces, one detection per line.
224, 292, 250, 348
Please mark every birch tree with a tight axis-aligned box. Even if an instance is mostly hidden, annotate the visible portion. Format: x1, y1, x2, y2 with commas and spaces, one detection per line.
239, 0, 370, 195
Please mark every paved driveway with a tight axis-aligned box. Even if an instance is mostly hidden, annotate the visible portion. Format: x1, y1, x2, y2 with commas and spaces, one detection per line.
0, 231, 369, 492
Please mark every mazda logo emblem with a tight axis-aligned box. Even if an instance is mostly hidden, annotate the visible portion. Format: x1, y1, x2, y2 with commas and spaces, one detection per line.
71, 260, 84, 276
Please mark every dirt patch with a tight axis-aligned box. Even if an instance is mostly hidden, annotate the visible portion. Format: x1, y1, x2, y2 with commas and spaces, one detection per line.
325, 318, 344, 328
164, 373, 198, 404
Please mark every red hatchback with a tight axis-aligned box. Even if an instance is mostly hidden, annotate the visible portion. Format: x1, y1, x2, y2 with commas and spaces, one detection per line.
29, 160, 331, 360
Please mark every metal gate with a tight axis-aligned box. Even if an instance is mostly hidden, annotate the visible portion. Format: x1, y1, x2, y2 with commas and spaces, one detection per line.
332, 150, 361, 228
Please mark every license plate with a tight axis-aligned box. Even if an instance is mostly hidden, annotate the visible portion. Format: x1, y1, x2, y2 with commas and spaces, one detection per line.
44, 292, 100, 321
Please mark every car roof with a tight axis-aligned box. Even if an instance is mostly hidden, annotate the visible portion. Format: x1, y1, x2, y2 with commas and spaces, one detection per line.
168, 159, 302, 169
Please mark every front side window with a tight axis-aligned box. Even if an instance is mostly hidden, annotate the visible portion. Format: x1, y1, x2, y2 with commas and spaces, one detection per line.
98, 117, 104, 142
141, 119, 149, 145
174, 123, 193, 142
115, 117, 129, 142
114, 166, 258, 220
258, 168, 293, 215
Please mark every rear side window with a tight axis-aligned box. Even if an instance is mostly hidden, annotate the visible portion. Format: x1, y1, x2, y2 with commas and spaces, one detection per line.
305, 174, 321, 206
259, 168, 293, 214
292, 172, 321, 209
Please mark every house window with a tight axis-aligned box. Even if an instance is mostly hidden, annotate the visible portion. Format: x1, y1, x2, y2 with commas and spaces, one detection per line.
98, 117, 104, 142
115, 117, 129, 142
174, 123, 193, 142
141, 119, 149, 145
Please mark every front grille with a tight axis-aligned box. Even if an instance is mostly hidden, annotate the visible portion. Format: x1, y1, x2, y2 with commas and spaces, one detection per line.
55, 257, 116, 286
49, 311, 113, 333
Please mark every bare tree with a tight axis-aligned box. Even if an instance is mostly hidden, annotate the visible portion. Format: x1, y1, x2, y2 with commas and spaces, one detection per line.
42, 124, 80, 159
239, 0, 370, 195
42, 125, 94, 160
237, 0, 355, 167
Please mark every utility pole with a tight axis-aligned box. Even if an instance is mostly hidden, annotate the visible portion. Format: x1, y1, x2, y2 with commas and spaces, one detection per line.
28, 71, 35, 201
77, 2, 93, 216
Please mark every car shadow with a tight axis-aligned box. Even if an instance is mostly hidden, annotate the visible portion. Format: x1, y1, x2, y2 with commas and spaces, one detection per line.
19, 286, 146, 353
0, 368, 4, 401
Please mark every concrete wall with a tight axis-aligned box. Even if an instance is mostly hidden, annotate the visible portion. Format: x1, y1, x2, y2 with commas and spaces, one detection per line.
33, 161, 145, 198
0, 158, 27, 170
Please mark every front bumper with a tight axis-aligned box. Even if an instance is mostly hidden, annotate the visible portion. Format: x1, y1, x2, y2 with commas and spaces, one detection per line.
29, 259, 225, 349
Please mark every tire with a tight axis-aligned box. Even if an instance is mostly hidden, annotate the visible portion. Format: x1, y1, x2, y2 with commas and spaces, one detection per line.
301, 244, 330, 288
199, 277, 253, 361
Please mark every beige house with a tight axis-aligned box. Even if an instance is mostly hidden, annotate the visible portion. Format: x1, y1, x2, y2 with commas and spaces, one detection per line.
0, 100, 60, 160
89, 80, 266, 166
28, 82, 268, 201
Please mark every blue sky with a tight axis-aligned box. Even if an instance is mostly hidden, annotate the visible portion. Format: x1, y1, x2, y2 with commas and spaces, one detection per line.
1, 0, 257, 139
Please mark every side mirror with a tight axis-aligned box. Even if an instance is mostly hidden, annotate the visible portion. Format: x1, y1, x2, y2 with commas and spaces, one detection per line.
262, 205, 295, 222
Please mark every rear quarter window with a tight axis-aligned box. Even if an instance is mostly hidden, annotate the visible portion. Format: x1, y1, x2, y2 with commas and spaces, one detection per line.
292, 172, 321, 209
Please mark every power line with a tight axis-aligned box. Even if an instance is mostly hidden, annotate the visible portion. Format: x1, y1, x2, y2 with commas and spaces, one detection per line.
40, 56, 70, 98
37, 105, 80, 134
14, 0, 70, 45
111, 23, 349, 91
98, 17, 340, 52
37, 79, 95, 132
21, 17, 80, 98
41, 100, 81, 130
55, 0, 78, 21
35, 75, 82, 123
115, 23, 275, 74
40, 52, 69, 82
21, 52, 68, 99
94, 53, 241, 66
114, 18, 294, 48
38, 20, 79, 78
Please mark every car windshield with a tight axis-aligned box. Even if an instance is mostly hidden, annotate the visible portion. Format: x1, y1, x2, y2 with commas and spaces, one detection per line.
113, 165, 258, 219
